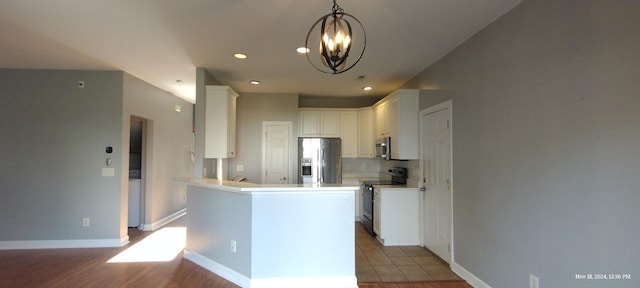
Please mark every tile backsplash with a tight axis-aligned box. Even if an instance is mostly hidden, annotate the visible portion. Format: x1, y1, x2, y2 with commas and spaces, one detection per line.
342, 158, 422, 187
342, 158, 380, 178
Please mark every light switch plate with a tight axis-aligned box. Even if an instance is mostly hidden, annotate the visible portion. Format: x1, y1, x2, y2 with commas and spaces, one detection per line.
102, 168, 115, 177
236, 164, 244, 172
530, 274, 539, 288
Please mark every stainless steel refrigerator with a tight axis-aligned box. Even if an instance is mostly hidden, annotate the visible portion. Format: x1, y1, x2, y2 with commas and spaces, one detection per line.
298, 138, 342, 184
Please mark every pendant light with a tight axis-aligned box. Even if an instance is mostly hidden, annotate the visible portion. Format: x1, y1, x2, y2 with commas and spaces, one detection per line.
304, 0, 366, 74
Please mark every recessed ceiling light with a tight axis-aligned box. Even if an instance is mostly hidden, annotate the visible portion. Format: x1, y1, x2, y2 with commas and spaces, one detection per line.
363, 86, 373, 91
250, 80, 260, 85
233, 53, 247, 59
296, 47, 310, 54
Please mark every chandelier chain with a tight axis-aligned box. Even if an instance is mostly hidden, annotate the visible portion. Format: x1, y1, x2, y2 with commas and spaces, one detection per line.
332, 0, 344, 14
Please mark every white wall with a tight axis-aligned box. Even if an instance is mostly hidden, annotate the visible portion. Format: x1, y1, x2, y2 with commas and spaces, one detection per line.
403, 0, 640, 287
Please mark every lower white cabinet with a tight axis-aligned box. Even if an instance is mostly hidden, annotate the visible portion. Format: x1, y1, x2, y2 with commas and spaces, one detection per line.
375, 187, 420, 246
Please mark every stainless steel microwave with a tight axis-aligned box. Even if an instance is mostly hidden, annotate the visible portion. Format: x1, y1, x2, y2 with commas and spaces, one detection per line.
375, 137, 391, 160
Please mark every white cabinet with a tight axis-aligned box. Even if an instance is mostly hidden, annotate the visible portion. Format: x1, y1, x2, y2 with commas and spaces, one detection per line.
375, 187, 420, 246
373, 101, 389, 138
321, 111, 341, 136
205, 85, 238, 158
357, 108, 375, 158
373, 89, 420, 160
299, 109, 360, 158
299, 110, 341, 137
299, 110, 320, 136
340, 111, 358, 158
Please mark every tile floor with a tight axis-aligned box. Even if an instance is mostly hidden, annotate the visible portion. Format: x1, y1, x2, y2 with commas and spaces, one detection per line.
355, 222, 461, 283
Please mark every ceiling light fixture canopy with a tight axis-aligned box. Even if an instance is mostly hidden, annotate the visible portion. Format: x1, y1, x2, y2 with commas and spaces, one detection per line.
305, 0, 366, 74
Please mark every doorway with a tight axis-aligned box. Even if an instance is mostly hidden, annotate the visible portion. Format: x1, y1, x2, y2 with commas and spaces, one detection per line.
129, 116, 147, 230
261, 121, 292, 184
420, 100, 453, 264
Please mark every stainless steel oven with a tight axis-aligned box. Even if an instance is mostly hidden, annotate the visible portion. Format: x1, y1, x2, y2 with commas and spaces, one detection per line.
375, 137, 391, 160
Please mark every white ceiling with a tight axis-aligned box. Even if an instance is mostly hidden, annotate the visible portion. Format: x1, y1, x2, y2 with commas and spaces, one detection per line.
0, 0, 522, 103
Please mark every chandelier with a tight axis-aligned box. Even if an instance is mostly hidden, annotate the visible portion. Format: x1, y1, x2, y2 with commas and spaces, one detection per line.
305, 0, 366, 74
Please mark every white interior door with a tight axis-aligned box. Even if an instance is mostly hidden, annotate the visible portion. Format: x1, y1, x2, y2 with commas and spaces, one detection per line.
262, 121, 292, 184
420, 101, 452, 263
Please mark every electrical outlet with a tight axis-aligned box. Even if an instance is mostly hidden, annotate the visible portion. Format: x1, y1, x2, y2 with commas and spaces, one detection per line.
230, 240, 237, 253
82, 217, 90, 227
530, 274, 539, 288
183, 193, 187, 200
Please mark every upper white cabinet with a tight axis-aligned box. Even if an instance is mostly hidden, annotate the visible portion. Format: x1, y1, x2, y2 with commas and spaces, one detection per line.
299, 109, 341, 137
299, 89, 418, 160
373, 101, 389, 138
205, 85, 238, 158
340, 111, 358, 158
299, 110, 320, 136
357, 108, 375, 158
373, 89, 419, 160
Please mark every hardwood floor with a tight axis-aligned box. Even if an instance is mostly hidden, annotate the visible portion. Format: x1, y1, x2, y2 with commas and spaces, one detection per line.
0, 217, 471, 288
0, 217, 237, 288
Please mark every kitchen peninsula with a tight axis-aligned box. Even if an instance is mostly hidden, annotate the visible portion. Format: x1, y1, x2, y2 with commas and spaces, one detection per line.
182, 177, 360, 288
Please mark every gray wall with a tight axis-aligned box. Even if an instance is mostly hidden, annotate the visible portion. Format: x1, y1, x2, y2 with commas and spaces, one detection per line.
0, 69, 194, 244
186, 186, 252, 276
403, 1, 640, 287
299, 95, 380, 108
0, 69, 123, 241
228, 93, 299, 183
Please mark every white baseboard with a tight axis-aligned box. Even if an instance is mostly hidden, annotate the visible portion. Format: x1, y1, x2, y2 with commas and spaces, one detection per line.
183, 250, 250, 287
142, 208, 186, 231
0, 238, 125, 250
451, 261, 492, 288
0, 209, 189, 250
183, 250, 358, 288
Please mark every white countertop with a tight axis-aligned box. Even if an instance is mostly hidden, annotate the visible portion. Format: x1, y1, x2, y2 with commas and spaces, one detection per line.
179, 177, 360, 194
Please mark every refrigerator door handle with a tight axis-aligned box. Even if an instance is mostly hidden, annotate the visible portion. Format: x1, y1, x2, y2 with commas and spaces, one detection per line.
313, 149, 322, 184
320, 148, 324, 183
